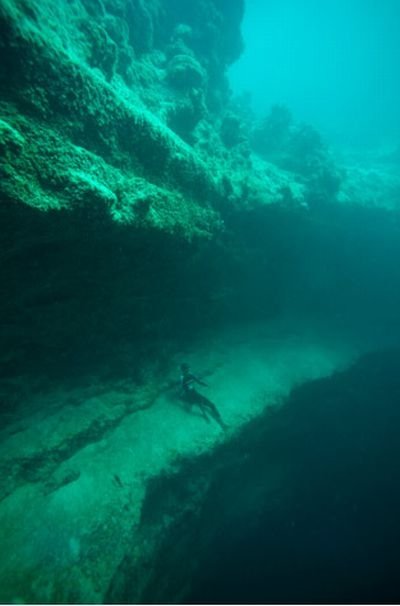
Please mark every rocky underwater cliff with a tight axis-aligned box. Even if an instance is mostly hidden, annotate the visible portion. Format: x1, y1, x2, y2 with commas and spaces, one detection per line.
1, 0, 400, 603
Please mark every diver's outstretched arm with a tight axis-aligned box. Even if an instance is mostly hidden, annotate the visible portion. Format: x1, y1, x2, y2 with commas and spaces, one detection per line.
191, 373, 208, 387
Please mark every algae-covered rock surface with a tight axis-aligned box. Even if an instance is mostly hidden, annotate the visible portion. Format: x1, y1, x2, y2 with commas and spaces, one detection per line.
1, 0, 400, 603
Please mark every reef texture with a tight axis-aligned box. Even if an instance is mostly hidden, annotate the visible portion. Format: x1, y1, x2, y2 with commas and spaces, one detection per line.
1, 0, 400, 603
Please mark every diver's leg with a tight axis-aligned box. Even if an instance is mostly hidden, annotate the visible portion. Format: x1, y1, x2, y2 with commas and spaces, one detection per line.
198, 402, 210, 422
199, 397, 228, 430
189, 391, 210, 422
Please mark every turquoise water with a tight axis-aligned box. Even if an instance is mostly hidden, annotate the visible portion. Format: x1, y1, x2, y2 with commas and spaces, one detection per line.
1, 0, 400, 603
229, 0, 400, 149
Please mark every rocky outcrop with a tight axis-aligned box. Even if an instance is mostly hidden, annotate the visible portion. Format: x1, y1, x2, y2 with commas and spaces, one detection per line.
0, 0, 306, 382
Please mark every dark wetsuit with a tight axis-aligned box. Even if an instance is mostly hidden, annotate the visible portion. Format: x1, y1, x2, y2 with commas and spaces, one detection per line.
180, 370, 227, 429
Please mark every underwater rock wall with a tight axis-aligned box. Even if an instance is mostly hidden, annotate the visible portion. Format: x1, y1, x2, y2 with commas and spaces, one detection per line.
0, 0, 302, 380
1, 0, 400, 435
0, 0, 221, 222
1, 1, 400, 603
1, 0, 400, 385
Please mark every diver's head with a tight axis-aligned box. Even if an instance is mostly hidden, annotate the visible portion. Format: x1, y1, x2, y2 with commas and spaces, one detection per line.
181, 363, 190, 374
